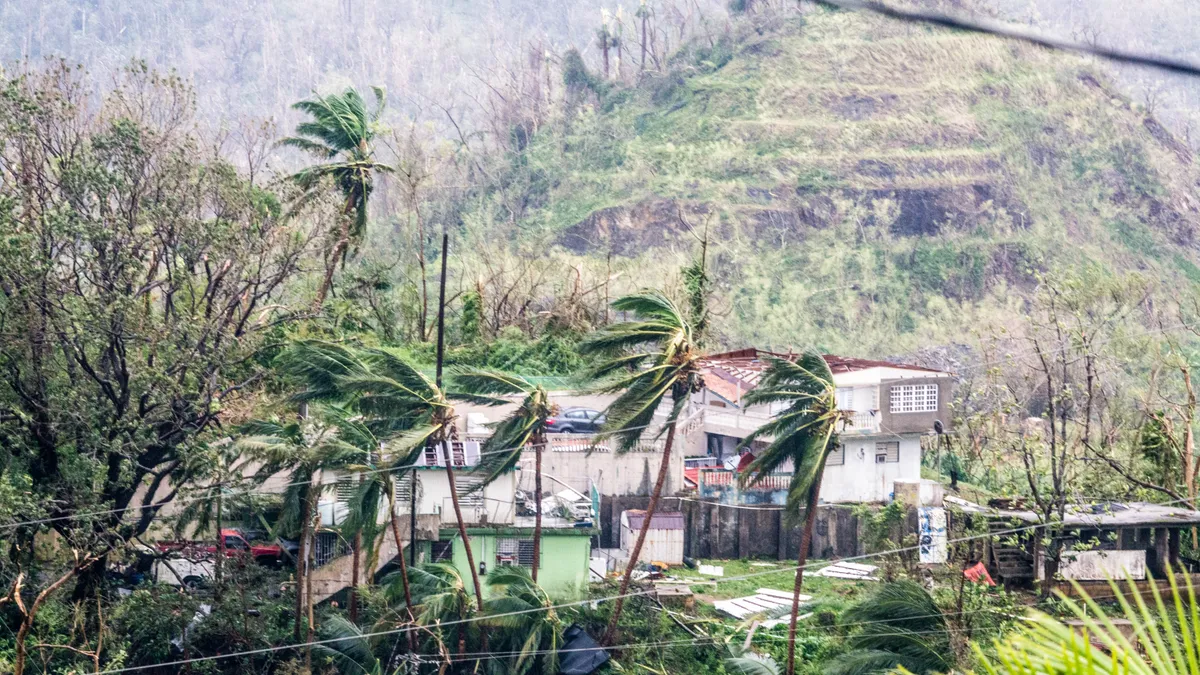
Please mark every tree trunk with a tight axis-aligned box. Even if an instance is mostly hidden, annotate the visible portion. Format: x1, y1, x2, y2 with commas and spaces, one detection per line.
306, 508, 318, 672
314, 215, 352, 308
389, 496, 418, 652
602, 422, 677, 645
350, 529, 362, 623
532, 433, 545, 583
215, 495, 225, 597
640, 14, 648, 70
441, 444, 485, 610
293, 488, 313, 642
786, 470, 825, 675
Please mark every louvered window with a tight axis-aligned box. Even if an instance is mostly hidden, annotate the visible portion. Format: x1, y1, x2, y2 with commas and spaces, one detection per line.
875, 442, 900, 464
495, 538, 537, 568
454, 475, 484, 507
394, 474, 416, 502
335, 477, 356, 503
826, 445, 845, 466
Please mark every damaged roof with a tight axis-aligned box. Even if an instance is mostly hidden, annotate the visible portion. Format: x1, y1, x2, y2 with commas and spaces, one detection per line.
947, 497, 1200, 528
701, 348, 950, 404
623, 510, 685, 531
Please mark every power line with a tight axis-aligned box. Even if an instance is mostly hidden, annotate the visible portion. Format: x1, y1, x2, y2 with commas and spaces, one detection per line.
89, 496, 1197, 674
812, 0, 1200, 77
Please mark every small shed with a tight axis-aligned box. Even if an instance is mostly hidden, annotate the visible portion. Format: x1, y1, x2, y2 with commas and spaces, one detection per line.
620, 510, 685, 565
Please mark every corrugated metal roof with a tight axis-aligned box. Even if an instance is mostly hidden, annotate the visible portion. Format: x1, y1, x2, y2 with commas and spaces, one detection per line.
624, 510, 685, 531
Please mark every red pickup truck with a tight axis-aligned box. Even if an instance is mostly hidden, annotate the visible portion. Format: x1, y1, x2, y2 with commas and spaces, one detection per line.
157, 529, 291, 568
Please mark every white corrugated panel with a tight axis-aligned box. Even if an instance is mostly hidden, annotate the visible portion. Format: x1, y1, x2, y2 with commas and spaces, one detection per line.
622, 525, 684, 565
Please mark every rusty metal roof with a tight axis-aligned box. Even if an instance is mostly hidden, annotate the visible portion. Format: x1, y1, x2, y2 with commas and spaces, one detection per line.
624, 510, 685, 531
701, 348, 948, 404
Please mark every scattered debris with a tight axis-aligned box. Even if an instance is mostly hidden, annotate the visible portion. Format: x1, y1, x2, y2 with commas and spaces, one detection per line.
714, 588, 811, 620
655, 584, 695, 611
699, 564, 725, 576
589, 556, 609, 582
560, 625, 609, 675
963, 561, 995, 586
750, 562, 777, 568
762, 613, 813, 629
812, 561, 879, 581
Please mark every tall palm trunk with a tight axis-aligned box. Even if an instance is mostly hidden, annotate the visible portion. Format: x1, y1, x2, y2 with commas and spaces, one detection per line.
440, 442, 485, 610
349, 475, 364, 624
293, 486, 314, 641
215, 493, 225, 597
602, 422, 677, 645
786, 470, 825, 675
388, 492, 418, 652
314, 203, 354, 307
532, 432, 546, 582
307, 508, 319, 671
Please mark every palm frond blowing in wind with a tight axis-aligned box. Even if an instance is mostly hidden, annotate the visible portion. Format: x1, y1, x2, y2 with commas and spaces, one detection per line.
737, 352, 846, 675
580, 289, 707, 645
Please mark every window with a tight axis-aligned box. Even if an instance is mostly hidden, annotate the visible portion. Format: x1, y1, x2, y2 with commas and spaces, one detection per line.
826, 445, 846, 466
336, 477, 356, 503
709, 400, 727, 408
394, 474, 416, 502
451, 441, 466, 467
875, 442, 900, 464
423, 444, 439, 466
431, 540, 454, 562
495, 538, 537, 568
889, 383, 938, 414
454, 475, 484, 507
835, 387, 855, 411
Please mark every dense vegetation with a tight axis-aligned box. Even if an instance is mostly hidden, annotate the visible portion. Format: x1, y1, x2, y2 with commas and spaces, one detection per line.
3, 1, 1200, 674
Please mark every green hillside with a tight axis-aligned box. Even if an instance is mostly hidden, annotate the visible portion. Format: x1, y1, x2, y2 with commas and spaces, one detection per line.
467, 6, 1200, 353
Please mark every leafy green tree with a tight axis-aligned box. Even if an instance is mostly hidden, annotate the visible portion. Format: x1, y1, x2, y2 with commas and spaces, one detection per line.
282, 86, 392, 306
449, 368, 555, 580
0, 62, 313, 599
580, 290, 706, 645
824, 581, 954, 675
383, 563, 478, 659
737, 353, 844, 675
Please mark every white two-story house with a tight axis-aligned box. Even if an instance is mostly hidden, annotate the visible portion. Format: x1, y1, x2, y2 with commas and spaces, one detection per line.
688, 348, 954, 503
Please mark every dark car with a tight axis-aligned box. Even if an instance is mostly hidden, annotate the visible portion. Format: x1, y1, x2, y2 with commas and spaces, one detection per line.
545, 407, 605, 434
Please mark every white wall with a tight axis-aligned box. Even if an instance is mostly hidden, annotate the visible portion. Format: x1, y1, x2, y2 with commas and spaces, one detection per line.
516, 446, 683, 497
413, 470, 516, 525
820, 436, 921, 503
619, 513, 685, 565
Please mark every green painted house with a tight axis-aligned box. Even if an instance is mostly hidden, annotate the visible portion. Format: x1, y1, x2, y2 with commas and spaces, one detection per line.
425, 525, 596, 600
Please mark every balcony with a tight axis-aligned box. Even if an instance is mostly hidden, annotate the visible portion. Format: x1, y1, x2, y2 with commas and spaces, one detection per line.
843, 410, 880, 434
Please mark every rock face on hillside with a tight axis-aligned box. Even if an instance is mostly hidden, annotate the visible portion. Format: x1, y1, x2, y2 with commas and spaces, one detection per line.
491, 6, 1200, 352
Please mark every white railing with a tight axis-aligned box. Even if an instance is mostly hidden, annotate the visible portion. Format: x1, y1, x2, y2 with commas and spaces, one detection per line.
845, 410, 880, 433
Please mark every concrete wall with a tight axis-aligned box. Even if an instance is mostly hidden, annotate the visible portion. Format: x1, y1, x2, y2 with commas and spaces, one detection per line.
413, 469, 516, 525
879, 376, 955, 435
446, 530, 593, 599
822, 435, 922, 503
599, 495, 871, 561
517, 446, 684, 498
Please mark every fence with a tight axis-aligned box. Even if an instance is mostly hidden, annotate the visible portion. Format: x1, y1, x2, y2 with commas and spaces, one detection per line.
312, 530, 353, 568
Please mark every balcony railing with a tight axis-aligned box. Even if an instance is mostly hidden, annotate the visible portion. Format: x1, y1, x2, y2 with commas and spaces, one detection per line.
844, 410, 880, 433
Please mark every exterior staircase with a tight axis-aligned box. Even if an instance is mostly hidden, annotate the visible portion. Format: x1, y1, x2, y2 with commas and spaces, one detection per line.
988, 519, 1035, 582
308, 514, 440, 605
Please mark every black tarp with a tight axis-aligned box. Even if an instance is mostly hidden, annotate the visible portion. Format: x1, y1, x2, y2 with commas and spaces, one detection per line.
559, 624, 609, 675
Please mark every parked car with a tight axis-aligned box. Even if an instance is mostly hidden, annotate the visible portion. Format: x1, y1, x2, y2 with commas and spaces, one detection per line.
156, 528, 290, 568
545, 408, 605, 434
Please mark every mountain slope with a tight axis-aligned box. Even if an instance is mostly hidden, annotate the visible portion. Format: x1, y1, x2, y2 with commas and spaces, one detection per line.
475, 6, 1200, 353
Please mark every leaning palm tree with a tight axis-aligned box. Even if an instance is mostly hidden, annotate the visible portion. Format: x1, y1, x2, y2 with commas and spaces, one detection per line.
339, 346, 504, 612
281, 86, 392, 306
482, 565, 565, 675
824, 581, 954, 675
737, 353, 845, 675
312, 616, 383, 675
450, 368, 556, 581
237, 407, 367, 649
579, 290, 706, 645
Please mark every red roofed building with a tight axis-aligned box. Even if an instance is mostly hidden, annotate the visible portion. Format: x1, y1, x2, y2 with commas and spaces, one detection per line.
687, 348, 954, 504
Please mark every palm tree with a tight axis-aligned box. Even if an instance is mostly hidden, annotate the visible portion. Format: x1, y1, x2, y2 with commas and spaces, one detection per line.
342, 447, 419, 639
823, 581, 954, 675
312, 616, 383, 675
450, 368, 555, 581
237, 407, 367, 649
980, 570, 1198, 675
482, 565, 565, 675
281, 86, 392, 306
336, 346, 505, 612
383, 563, 478, 660
173, 442, 258, 595
579, 290, 706, 645
736, 353, 845, 675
